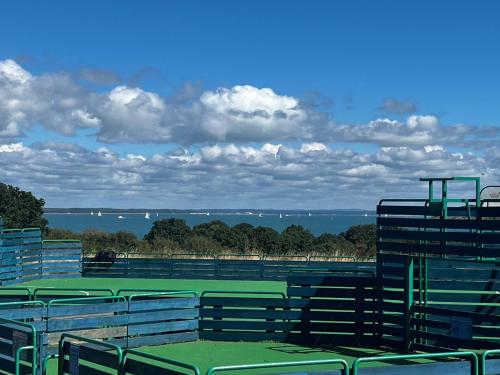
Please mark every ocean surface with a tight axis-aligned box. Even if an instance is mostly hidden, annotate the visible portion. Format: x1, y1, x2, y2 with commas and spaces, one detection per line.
44, 210, 376, 238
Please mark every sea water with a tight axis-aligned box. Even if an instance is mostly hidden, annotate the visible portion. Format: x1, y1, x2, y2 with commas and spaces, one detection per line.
44, 210, 375, 238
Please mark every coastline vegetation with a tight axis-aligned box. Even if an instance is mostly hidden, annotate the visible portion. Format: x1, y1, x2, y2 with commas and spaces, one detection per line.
1, 182, 376, 258
45, 219, 376, 258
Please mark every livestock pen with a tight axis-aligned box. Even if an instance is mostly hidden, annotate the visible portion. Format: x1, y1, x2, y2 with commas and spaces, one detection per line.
0, 176, 499, 374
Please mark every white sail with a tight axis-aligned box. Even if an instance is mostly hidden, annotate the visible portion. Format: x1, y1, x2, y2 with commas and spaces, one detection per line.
97, 211, 102, 217
145, 212, 150, 219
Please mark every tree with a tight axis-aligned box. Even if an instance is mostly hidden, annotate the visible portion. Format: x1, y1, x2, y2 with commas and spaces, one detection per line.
0, 183, 48, 232
184, 235, 223, 254
342, 224, 377, 258
232, 223, 256, 251
144, 218, 191, 244
192, 220, 240, 249
253, 226, 281, 255
108, 231, 140, 253
311, 233, 357, 256
279, 225, 314, 255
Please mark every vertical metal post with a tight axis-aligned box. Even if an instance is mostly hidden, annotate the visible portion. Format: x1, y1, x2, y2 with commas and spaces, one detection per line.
441, 180, 448, 219
403, 257, 414, 352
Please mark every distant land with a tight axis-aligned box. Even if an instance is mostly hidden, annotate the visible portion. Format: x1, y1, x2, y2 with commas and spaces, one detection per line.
45, 208, 373, 214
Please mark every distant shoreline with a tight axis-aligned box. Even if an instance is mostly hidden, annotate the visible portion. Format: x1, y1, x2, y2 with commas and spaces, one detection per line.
44, 208, 375, 215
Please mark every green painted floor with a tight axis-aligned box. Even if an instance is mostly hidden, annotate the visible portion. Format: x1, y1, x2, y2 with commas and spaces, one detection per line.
44, 340, 417, 374
138, 341, 402, 373
16, 277, 287, 296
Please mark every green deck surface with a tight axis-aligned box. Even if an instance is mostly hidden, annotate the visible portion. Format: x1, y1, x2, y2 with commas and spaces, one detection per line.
138, 341, 406, 372
16, 277, 286, 295
44, 340, 423, 374
6, 279, 455, 374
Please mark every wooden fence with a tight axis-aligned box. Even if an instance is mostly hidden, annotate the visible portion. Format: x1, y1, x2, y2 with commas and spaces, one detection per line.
0, 229, 82, 286
83, 255, 376, 280
377, 204, 500, 258
0, 293, 200, 357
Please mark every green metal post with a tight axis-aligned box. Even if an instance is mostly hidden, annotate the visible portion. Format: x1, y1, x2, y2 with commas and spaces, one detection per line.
403, 257, 414, 351
442, 179, 448, 219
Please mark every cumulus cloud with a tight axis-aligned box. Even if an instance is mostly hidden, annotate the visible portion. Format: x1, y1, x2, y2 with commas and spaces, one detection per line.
198, 85, 310, 142
1, 58, 500, 151
94, 86, 170, 143
0, 59, 98, 138
327, 115, 486, 147
1, 140, 495, 208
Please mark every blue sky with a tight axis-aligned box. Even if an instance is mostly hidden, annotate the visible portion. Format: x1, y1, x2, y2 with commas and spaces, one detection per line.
0, 1, 499, 208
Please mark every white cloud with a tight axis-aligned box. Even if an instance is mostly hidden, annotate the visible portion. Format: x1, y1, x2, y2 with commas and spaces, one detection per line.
327, 116, 481, 147
0, 142, 26, 152
198, 85, 308, 141
0, 140, 495, 208
0, 59, 32, 83
300, 142, 328, 153
1, 59, 499, 150
95, 86, 170, 143
0, 59, 97, 139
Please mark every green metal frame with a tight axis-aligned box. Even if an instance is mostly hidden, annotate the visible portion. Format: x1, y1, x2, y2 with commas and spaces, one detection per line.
403, 257, 414, 351
352, 351, 479, 375
481, 349, 500, 375
127, 290, 198, 301
0, 287, 32, 299
115, 288, 198, 298
32, 287, 114, 300
200, 290, 286, 298
47, 295, 126, 307
206, 358, 349, 375
0, 317, 38, 375
288, 268, 375, 277
420, 176, 481, 219
121, 349, 200, 375
58, 333, 123, 375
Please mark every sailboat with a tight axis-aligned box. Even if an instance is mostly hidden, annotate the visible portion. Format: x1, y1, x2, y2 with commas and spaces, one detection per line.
206, 212, 210, 216
308, 213, 312, 217
97, 211, 102, 217
91, 211, 94, 216
364, 213, 368, 217
145, 212, 150, 219
156, 212, 159, 217
258, 213, 263, 217
279, 213, 283, 219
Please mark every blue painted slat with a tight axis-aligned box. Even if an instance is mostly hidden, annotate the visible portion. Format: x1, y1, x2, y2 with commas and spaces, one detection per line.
128, 297, 199, 312
128, 309, 198, 324
49, 302, 128, 317
128, 319, 198, 335
127, 331, 199, 348
48, 314, 129, 331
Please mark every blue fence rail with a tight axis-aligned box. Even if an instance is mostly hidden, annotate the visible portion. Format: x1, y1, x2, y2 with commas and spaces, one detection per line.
0, 227, 82, 286
82, 255, 376, 280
